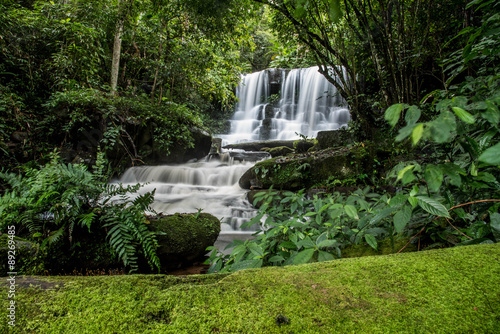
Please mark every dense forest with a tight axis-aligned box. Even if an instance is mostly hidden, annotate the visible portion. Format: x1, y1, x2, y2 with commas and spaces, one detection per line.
0, 0, 499, 275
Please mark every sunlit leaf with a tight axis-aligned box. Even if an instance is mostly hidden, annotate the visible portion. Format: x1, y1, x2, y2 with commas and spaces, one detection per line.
385, 104, 404, 127
452, 107, 475, 124
412, 124, 424, 145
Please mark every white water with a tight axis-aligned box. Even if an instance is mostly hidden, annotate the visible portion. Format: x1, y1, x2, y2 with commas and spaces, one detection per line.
112, 159, 258, 232
222, 66, 350, 144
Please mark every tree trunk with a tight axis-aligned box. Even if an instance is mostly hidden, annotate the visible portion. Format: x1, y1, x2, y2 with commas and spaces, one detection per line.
111, 19, 124, 95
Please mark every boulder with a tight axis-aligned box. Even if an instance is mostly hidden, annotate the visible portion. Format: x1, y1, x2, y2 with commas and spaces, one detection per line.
261, 146, 294, 157
239, 143, 389, 191
316, 129, 355, 150
293, 139, 316, 153
224, 140, 295, 152
148, 213, 221, 270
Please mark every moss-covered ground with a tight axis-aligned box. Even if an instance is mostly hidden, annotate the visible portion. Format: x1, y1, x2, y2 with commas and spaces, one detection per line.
2, 244, 499, 333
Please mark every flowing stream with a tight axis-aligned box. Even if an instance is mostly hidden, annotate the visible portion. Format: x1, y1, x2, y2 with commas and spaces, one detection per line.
114, 67, 349, 244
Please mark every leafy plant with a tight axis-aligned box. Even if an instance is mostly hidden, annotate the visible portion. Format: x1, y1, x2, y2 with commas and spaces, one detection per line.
0, 151, 160, 273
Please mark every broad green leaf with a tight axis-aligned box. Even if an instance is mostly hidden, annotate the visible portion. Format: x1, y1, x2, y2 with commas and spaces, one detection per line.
389, 194, 409, 207
344, 204, 359, 220
369, 207, 396, 225
396, 124, 416, 141
478, 142, 500, 165
247, 243, 263, 258
412, 124, 424, 145
490, 212, 500, 242
328, 0, 342, 23
452, 107, 475, 124
231, 259, 263, 272
317, 239, 338, 249
416, 196, 450, 218
405, 105, 421, 125
424, 165, 444, 192
408, 196, 418, 208
269, 255, 285, 263
318, 250, 335, 262
293, 248, 315, 265
397, 165, 415, 182
364, 234, 378, 250
393, 205, 412, 233
385, 104, 404, 127
428, 111, 457, 143
299, 236, 315, 249
279, 241, 297, 250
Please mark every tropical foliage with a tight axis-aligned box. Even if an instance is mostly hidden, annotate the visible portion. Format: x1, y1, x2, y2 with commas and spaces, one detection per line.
0, 151, 159, 273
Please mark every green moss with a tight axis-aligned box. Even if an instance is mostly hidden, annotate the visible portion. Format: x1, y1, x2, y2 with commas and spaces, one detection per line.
149, 213, 220, 269
8, 244, 500, 333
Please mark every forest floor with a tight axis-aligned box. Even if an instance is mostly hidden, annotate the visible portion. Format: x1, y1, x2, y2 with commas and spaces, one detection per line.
3, 243, 499, 333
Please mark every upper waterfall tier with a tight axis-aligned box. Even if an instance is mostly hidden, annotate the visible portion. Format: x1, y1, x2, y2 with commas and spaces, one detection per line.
222, 67, 350, 144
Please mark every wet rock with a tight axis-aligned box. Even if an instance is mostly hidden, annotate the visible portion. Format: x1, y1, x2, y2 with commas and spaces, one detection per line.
261, 146, 294, 157
316, 129, 354, 149
224, 140, 295, 152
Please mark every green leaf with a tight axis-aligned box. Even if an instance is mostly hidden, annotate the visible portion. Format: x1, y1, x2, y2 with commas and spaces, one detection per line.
416, 196, 450, 218
279, 241, 297, 250
317, 239, 338, 249
396, 124, 416, 142
452, 107, 475, 124
478, 143, 500, 165
268, 255, 285, 263
364, 234, 378, 250
393, 205, 412, 233
385, 104, 404, 127
299, 236, 315, 249
412, 124, 424, 145
293, 248, 315, 265
490, 212, 500, 242
428, 111, 457, 143
318, 250, 335, 262
344, 204, 359, 220
424, 165, 444, 192
397, 165, 415, 182
247, 243, 264, 258
408, 196, 418, 208
328, 0, 342, 23
231, 259, 263, 272
405, 106, 421, 125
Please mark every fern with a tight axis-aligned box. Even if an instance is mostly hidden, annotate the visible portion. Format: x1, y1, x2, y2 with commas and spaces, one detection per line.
0, 150, 161, 273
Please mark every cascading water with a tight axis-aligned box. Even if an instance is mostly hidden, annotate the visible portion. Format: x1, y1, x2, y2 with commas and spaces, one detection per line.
113, 66, 350, 248
112, 158, 260, 233
222, 66, 350, 144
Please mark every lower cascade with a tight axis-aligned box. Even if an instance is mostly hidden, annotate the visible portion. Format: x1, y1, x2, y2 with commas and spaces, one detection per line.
113, 159, 259, 232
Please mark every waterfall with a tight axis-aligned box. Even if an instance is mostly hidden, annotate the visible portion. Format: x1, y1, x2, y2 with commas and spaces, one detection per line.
112, 159, 258, 232
114, 67, 350, 237
222, 66, 350, 144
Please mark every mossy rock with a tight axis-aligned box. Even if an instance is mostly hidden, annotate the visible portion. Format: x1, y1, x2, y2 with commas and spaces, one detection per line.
293, 139, 316, 153
239, 143, 387, 190
260, 146, 294, 157
315, 128, 355, 150
148, 213, 221, 270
